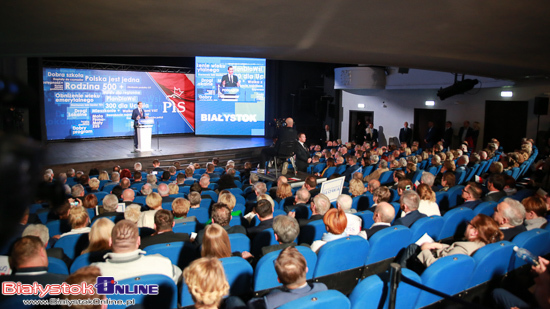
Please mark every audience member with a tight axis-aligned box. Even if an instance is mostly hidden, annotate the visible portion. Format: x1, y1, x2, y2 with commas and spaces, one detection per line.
336, 194, 364, 237
291, 193, 331, 226
183, 257, 232, 309
365, 202, 395, 239
493, 198, 527, 241
460, 182, 483, 210
261, 216, 301, 257
522, 195, 548, 230
60, 266, 105, 308
416, 184, 441, 216
195, 203, 246, 245
139, 209, 190, 249
393, 190, 426, 228
364, 159, 389, 182
247, 199, 274, 240
310, 208, 348, 253
138, 192, 163, 229
82, 217, 115, 255
483, 173, 507, 202
172, 198, 196, 223
124, 204, 142, 224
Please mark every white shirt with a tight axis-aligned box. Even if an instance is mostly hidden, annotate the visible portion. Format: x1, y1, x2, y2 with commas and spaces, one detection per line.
418, 200, 441, 217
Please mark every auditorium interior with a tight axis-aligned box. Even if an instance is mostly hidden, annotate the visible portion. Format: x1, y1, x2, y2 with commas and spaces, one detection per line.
1, 2, 550, 308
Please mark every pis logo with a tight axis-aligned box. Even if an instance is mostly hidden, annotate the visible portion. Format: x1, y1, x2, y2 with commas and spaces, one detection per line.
95, 276, 159, 295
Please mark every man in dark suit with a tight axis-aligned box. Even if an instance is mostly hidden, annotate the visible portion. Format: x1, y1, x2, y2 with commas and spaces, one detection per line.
365, 202, 395, 239
459, 182, 483, 210
260, 215, 302, 258
291, 194, 331, 227
322, 124, 333, 144
341, 156, 361, 182
247, 200, 274, 240
423, 121, 436, 148
248, 247, 327, 309
399, 122, 412, 147
131, 101, 147, 149
139, 209, 190, 249
442, 121, 453, 150
0, 236, 67, 302
458, 121, 473, 144
365, 123, 379, 145
483, 174, 507, 202
195, 203, 246, 245
284, 188, 311, 218
493, 198, 527, 241
221, 66, 240, 87
259, 118, 297, 173
295, 133, 311, 173
393, 190, 427, 228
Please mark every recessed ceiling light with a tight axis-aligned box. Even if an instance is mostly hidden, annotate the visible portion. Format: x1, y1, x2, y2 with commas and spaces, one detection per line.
501, 91, 513, 97
425, 101, 435, 106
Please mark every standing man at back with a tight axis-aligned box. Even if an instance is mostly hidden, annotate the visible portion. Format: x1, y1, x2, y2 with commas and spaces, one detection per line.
399, 122, 412, 147
131, 101, 148, 150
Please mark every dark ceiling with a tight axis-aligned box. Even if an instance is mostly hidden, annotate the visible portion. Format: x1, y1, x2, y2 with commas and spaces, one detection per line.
2, 1, 550, 81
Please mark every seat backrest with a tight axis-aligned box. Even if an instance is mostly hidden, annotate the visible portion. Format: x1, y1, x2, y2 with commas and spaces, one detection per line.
115, 274, 177, 309
365, 225, 412, 266
201, 190, 218, 202
354, 211, 374, 230
221, 256, 253, 296
415, 255, 475, 308
467, 241, 514, 289
314, 163, 327, 174
362, 165, 374, 177
336, 164, 347, 175
173, 221, 197, 234
48, 257, 69, 275
324, 167, 337, 178
53, 233, 90, 261
229, 233, 251, 253
253, 246, 317, 292
438, 207, 474, 241
511, 228, 550, 269
298, 220, 327, 245
446, 185, 465, 209
409, 216, 445, 242
314, 236, 370, 278
278, 290, 351, 309
411, 170, 423, 184
349, 268, 422, 309
251, 228, 278, 257
427, 166, 438, 176
188, 207, 210, 224
378, 171, 394, 185
227, 187, 244, 196
144, 241, 197, 269
161, 202, 172, 211
472, 201, 497, 217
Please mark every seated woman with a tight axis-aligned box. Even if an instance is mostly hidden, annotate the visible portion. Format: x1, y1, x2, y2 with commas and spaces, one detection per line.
59, 206, 91, 238
416, 184, 441, 217
310, 208, 348, 253
82, 218, 114, 254
183, 257, 232, 309
438, 172, 456, 192
202, 223, 252, 260
274, 183, 292, 205
317, 158, 335, 177
349, 179, 366, 198
434, 159, 456, 187
522, 195, 548, 230
398, 214, 503, 273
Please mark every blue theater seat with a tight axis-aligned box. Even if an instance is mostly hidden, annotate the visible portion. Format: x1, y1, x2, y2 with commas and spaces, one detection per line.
472, 201, 496, 217
438, 207, 474, 241
229, 233, 250, 253
511, 228, 550, 269
313, 236, 369, 278
143, 241, 197, 270
53, 233, 89, 261
298, 220, 326, 245
48, 257, 69, 275
409, 216, 444, 242
364, 225, 412, 266
467, 241, 514, 289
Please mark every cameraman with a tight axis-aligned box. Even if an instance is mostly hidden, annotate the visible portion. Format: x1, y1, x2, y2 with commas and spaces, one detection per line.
259, 118, 297, 173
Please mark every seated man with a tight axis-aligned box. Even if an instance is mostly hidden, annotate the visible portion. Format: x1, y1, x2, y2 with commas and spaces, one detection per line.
291, 193, 331, 227
493, 198, 527, 241
460, 182, 483, 209
139, 209, 191, 249
248, 247, 327, 309
158, 183, 176, 203
195, 203, 246, 245
284, 188, 310, 216
0, 236, 67, 299
483, 173, 507, 202
92, 220, 182, 283
393, 190, 426, 228
261, 215, 301, 257
364, 159, 389, 182
247, 199, 274, 240
365, 202, 395, 239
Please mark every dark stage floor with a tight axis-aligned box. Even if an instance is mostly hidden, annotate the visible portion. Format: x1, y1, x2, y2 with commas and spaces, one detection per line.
43, 136, 271, 166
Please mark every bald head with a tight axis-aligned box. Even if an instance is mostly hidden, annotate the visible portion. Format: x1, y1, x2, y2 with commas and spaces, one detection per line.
336, 194, 353, 211
122, 189, 135, 202
158, 183, 169, 197
286, 118, 294, 127
374, 202, 395, 223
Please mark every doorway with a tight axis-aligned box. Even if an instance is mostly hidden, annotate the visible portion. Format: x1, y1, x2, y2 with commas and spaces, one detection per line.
349, 111, 374, 144
484, 101, 528, 152
413, 109, 447, 149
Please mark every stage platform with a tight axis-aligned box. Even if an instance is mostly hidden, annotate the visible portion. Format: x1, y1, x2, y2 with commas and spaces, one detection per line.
43, 135, 271, 173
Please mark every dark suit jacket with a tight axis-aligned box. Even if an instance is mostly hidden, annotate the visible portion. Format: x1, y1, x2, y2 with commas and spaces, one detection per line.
298, 214, 323, 227
247, 218, 274, 240
365, 128, 379, 143
460, 200, 482, 210
161, 196, 176, 203
0, 267, 67, 298
342, 165, 361, 182
424, 127, 436, 148
365, 223, 391, 239
139, 231, 190, 250
458, 127, 473, 141
399, 127, 412, 146
393, 210, 427, 228
295, 142, 310, 172
131, 108, 146, 125
501, 225, 527, 241
482, 191, 507, 203
221, 74, 239, 87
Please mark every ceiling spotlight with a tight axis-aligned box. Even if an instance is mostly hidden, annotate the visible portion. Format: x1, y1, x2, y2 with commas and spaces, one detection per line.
501, 91, 513, 97
425, 100, 435, 106
437, 77, 479, 100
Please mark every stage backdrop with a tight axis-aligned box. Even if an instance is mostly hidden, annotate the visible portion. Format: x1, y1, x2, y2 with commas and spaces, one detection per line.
43, 67, 195, 140
195, 56, 265, 136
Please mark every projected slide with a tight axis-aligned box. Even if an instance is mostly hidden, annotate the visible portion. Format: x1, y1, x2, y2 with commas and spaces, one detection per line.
43, 68, 195, 140
195, 56, 265, 136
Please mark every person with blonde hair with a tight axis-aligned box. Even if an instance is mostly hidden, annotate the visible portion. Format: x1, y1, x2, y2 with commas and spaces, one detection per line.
59, 206, 90, 238
138, 192, 163, 229
172, 198, 196, 224
349, 178, 366, 197
98, 170, 110, 181
201, 223, 232, 259
82, 218, 115, 254
168, 183, 179, 195
124, 204, 142, 224
275, 183, 292, 204
183, 257, 231, 309
88, 178, 100, 192
416, 183, 441, 216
